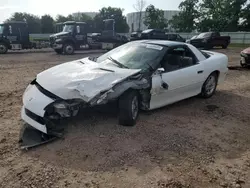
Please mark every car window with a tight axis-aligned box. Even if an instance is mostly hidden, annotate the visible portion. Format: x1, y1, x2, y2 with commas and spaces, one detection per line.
160, 46, 197, 72
176, 34, 182, 40
197, 32, 211, 38
168, 34, 177, 40
96, 42, 167, 72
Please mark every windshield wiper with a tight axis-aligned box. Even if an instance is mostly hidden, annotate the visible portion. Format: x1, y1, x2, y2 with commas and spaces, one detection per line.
108, 56, 129, 69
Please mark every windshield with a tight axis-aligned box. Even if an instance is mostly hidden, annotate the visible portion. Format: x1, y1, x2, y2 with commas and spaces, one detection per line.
197, 32, 211, 38
191, 35, 197, 39
96, 42, 166, 72
0, 25, 5, 34
63, 24, 74, 33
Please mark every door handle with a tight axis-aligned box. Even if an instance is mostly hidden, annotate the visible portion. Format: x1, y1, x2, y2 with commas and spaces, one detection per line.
161, 81, 169, 90
197, 70, 204, 74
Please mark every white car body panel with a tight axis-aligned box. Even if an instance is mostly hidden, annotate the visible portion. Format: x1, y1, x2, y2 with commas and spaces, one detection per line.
22, 85, 54, 133
36, 58, 141, 102
150, 46, 228, 110
150, 63, 205, 110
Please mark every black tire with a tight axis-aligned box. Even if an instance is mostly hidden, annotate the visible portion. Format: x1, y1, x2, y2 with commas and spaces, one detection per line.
118, 90, 139, 126
0, 43, 8, 54
222, 43, 228, 49
63, 43, 75, 55
55, 49, 63, 54
200, 72, 218, 98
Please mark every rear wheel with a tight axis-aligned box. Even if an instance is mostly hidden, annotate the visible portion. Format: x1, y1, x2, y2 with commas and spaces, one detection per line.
118, 90, 139, 126
0, 43, 8, 54
63, 43, 75, 55
55, 49, 63, 54
201, 72, 218, 98
222, 43, 228, 49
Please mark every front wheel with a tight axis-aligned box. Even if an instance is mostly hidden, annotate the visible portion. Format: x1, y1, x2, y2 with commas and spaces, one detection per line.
0, 43, 8, 54
63, 43, 75, 55
118, 90, 139, 126
200, 72, 218, 98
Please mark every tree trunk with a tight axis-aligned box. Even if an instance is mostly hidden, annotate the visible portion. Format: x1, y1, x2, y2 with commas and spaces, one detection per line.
138, 12, 141, 31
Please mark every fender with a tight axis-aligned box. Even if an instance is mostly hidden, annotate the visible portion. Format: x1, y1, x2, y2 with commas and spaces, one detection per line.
0, 38, 11, 49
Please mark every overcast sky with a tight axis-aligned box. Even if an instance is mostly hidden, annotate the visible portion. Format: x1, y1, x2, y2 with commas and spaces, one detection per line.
0, 0, 182, 22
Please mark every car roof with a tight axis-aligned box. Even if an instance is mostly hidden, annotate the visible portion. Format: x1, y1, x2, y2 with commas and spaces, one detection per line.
139, 40, 186, 47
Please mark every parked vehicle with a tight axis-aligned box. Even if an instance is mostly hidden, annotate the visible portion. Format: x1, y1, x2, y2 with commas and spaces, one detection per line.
187, 32, 231, 49
50, 19, 128, 54
130, 31, 141, 41
240, 47, 250, 67
136, 29, 185, 42
20, 40, 228, 148
165, 33, 185, 42
186, 35, 198, 43
140, 29, 166, 40
0, 21, 50, 54
49, 21, 89, 55
98, 19, 129, 50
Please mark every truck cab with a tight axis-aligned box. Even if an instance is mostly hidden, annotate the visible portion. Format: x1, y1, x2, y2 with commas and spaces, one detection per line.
50, 21, 88, 54
0, 21, 30, 54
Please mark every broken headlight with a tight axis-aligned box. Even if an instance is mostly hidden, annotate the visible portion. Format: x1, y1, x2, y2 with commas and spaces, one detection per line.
46, 100, 82, 118
241, 52, 248, 57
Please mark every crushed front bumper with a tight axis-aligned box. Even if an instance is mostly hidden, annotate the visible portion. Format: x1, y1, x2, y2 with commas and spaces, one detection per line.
19, 124, 58, 150
240, 53, 250, 66
21, 84, 54, 134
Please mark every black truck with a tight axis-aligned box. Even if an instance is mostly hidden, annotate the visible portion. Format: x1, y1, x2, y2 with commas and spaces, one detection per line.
133, 29, 185, 42
0, 21, 49, 54
49, 21, 89, 54
50, 19, 129, 55
187, 32, 231, 49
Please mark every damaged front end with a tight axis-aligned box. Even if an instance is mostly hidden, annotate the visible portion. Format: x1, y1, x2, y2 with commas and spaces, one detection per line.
20, 69, 151, 149
20, 80, 86, 149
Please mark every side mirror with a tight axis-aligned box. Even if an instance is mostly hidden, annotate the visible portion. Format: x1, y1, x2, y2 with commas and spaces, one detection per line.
157, 67, 164, 73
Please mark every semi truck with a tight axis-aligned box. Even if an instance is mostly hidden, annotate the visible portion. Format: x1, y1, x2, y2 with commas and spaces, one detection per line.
49, 19, 128, 55
0, 21, 51, 54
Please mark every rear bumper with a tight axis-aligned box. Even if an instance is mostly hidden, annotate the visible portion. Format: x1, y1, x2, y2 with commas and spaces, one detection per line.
218, 69, 228, 84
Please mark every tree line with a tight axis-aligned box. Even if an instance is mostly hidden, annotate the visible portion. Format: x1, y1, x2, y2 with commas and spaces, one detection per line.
169, 0, 250, 32
4, 7, 129, 33
4, 0, 250, 34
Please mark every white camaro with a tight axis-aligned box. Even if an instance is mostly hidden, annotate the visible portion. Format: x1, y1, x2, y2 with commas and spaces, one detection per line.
21, 40, 228, 138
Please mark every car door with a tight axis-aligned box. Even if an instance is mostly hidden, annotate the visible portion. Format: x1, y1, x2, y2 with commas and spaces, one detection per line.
150, 45, 205, 110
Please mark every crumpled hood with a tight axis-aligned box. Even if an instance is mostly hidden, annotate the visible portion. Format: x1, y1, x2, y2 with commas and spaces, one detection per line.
36, 58, 141, 101
242, 47, 250, 54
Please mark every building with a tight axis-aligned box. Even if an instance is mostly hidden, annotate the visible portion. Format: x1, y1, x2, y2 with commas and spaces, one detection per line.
72, 12, 98, 19
126, 10, 180, 32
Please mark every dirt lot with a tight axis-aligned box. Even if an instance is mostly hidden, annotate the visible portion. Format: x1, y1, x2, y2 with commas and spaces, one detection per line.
0, 48, 250, 188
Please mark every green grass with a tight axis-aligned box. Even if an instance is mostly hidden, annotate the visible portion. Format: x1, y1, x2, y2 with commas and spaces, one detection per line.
229, 43, 249, 48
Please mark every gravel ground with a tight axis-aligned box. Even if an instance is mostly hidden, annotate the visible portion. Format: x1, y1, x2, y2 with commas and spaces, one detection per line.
0, 48, 250, 188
